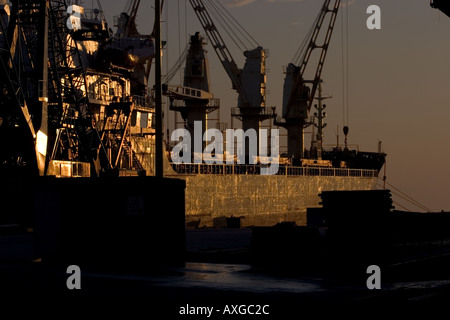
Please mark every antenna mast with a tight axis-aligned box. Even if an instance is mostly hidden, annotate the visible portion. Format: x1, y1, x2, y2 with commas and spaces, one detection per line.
313, 80, 330, 159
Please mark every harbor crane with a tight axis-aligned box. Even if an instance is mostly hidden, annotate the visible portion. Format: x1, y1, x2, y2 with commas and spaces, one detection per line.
276, 0, 340, 164
189, 0, 276, 159
164, 31, 220, 156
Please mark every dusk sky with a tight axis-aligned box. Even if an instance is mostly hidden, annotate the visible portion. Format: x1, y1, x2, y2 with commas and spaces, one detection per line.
99, 0, 450, 212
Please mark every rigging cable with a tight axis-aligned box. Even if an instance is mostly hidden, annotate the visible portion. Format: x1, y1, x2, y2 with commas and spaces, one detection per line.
165, 0, 169, 82
165, 0, 170, 133
385, 181, 433, 212
340, 0, 350, 128
341, 2, 345, 126
292, 10, 320, 66
346, 0, 349, 127
209, 0, 248, 50
376, 159, 432, 212
124, 0, 132, 15
165, 0, 188, 85
376, 183, 413, 211
203, 1, 245, 52
162, 44, 189, 84
201, 0, 260, 54
185, 0, 188, 49
377, 181, 432, 212
392, 201, 412, 212
213, 0, 259, 48
384, 193, 413, 212
376, 184, 413, 212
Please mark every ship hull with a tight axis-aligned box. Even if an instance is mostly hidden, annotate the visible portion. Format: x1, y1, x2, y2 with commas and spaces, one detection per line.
168, 173, 378, 227
131, 137, 381, 228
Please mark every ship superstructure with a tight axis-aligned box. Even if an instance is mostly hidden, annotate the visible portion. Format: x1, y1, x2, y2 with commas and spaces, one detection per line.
0, 0, 157, 179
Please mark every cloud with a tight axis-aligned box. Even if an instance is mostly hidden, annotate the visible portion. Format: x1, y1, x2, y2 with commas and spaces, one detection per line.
223, 0, 256, 7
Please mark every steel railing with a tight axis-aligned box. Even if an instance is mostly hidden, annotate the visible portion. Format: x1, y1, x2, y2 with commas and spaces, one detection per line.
170, 163, 378, 178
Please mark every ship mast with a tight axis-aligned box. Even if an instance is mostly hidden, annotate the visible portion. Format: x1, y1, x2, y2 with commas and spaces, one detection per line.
313, 80, 330, 159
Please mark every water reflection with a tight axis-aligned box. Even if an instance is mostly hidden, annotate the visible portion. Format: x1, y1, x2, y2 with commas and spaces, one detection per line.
170, 262, 323, 294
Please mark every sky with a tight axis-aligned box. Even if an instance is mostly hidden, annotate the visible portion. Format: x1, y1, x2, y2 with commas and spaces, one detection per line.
95, 0, 450, 212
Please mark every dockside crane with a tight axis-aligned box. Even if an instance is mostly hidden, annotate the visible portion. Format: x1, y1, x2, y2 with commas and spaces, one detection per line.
277, 0, 340, 164
189, 0, 276, 158
164, 31, 220, 156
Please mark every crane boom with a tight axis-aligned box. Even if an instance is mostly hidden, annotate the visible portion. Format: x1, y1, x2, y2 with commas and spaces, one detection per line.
124, 0, 140, 38
189, 0, 244, 102
189, 0, 274, 159
278, 0, 340, 163
300, 0, 340, 110
286, 0, 340, 117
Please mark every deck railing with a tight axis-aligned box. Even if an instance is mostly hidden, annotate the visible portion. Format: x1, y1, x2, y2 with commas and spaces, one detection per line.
170, 163, 378, 178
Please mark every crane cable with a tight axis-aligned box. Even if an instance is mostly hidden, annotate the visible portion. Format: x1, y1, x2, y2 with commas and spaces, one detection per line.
165, 0, 168, 81
341, 0, 350, 128
390, 198, 412, 212
203, 1, 246, 52
393, 202, 412, 212
162, 44, 189, 84
385, 181, 433, 212
376, 183, 413, 212
212, 0, 259, 48
292, 8, 321, 66
124, 0, 133, 14
202, 0, 260, 53
162, 0, 187, 85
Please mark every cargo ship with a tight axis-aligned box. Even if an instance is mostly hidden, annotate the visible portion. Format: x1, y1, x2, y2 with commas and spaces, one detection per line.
162, 0, 386, 227
0, 0, 385, 229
